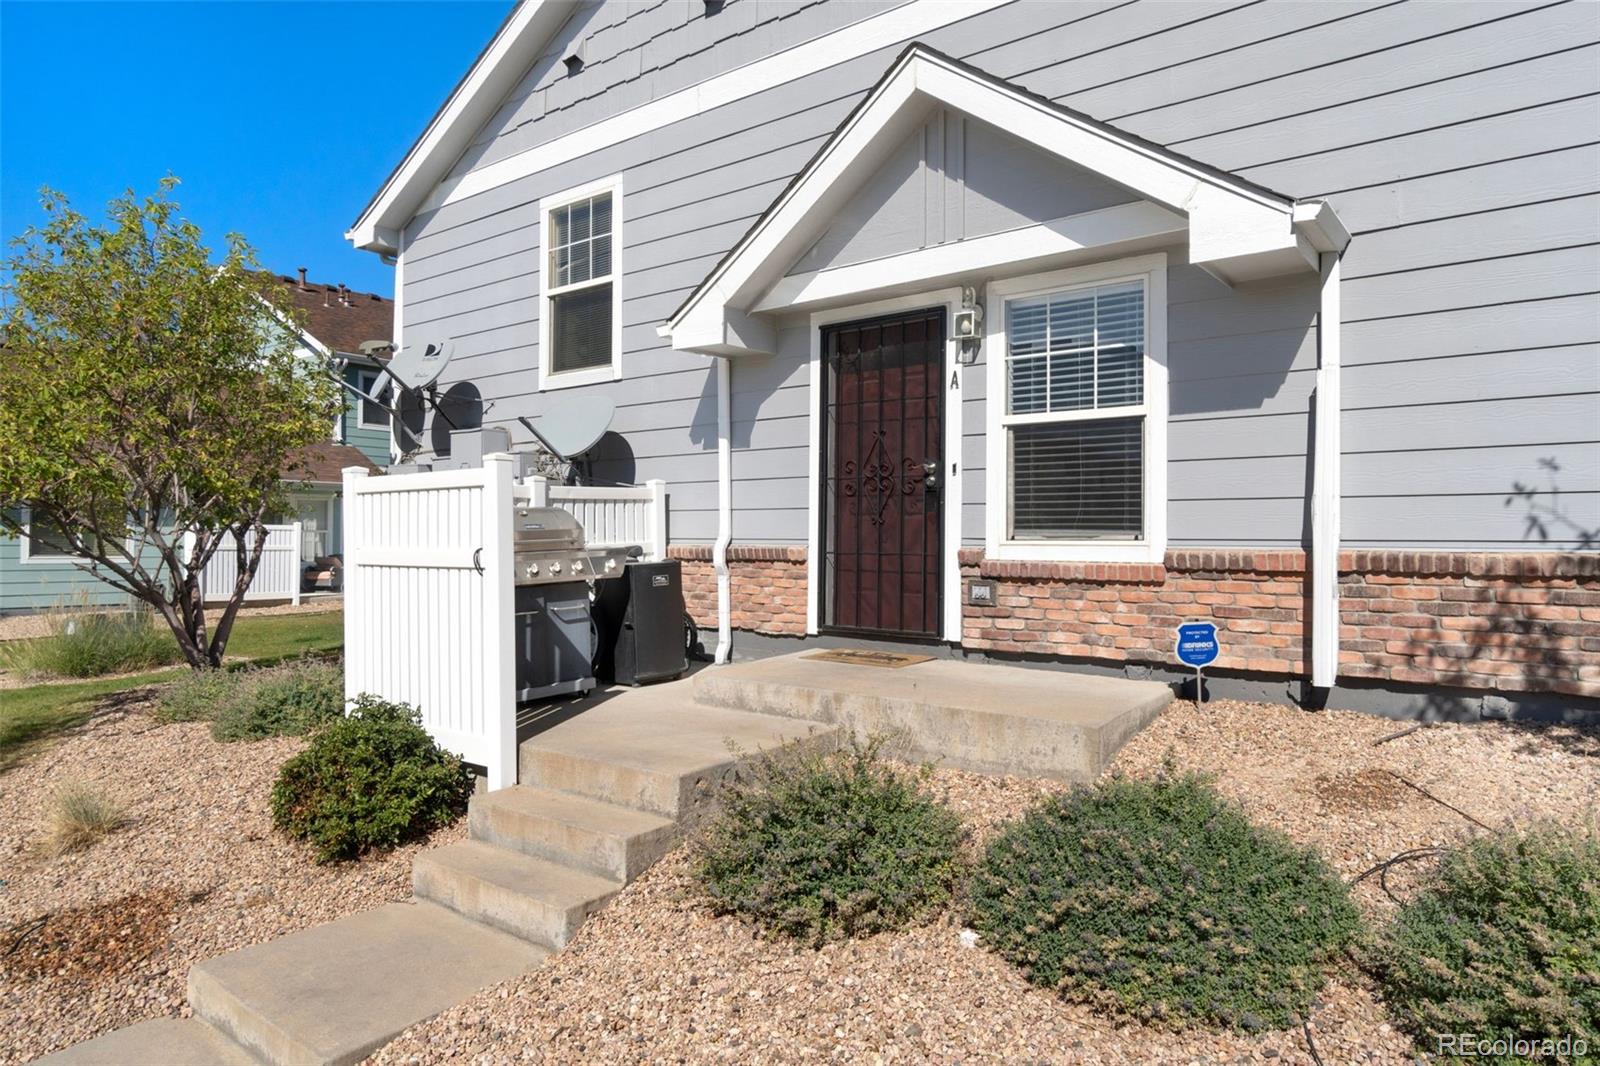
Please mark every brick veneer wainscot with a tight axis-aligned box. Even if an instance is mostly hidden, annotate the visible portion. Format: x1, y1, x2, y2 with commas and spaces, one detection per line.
670, 544, 807, 636
672, 544, 1599, 697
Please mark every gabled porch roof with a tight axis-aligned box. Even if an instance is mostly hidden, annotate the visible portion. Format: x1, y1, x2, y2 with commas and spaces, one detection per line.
663, 44, 1348, 358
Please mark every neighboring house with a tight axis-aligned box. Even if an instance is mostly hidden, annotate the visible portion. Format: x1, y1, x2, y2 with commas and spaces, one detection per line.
265, 270, 395, 589
0, 272, 392, 613
346, 0, 1599, 717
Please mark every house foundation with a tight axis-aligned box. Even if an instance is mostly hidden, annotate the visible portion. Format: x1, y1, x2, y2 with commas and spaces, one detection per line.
679, 546, 1600, 710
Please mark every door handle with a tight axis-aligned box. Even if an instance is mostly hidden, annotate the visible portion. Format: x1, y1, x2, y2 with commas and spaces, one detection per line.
922, 459, 939, 490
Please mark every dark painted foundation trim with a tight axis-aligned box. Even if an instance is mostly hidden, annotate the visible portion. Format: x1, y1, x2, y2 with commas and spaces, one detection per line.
723, 630, 1600, 727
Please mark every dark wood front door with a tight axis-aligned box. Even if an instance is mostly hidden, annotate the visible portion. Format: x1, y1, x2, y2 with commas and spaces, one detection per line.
821, 308, 944, 637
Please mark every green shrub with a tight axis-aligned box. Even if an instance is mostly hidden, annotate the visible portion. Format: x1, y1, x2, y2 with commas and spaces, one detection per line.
270, 695, 473, 862
154, 667, 241, 723
210, 660, 343, 741
971, 769, 1361, 1030
155, 659, 343, 741
695, 737, 965, 946
3, 604, 179, 678
1367, 823, 1599, 1063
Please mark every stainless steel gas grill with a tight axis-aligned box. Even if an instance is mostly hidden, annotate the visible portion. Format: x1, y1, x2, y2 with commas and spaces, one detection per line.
510, 506, 636, 702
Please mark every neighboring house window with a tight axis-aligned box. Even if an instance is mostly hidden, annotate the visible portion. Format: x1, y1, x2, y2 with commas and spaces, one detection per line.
539, 175, 623, 390
986, 255, 1167, 563
356, 369, 390, 429
18, 508, 98, 564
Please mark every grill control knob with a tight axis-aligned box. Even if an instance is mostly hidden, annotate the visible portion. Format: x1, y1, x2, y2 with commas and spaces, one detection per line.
605, 558, 618, 572
572, 560, 585, 573
525, 562, 539, 577
550, 561, 563, 575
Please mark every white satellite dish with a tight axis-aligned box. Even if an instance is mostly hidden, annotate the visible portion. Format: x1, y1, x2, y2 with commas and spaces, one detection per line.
387, 339, 453, 393
518, 395, 615, 461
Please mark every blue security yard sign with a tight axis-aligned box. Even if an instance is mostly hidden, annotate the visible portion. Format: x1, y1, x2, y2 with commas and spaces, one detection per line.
1174, 621, 1220, 705
1175, 622, 1219, 667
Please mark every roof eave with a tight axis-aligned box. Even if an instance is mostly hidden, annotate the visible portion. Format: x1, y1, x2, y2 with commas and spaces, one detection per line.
346, 0, 581, 256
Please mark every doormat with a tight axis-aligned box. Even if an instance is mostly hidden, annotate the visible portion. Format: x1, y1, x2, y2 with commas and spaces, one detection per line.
801, 649, 933, 669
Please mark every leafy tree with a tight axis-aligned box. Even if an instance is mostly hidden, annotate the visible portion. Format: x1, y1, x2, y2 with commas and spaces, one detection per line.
0, 180, 341, 668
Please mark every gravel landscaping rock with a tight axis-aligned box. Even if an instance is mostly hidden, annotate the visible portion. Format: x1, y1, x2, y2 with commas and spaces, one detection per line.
372, 699, 1597, 1065
0, 697, 464, 1064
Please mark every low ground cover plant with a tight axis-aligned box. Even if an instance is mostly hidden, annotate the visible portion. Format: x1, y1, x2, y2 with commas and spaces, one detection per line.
156, 659, 342, 741
695, 737, 964, 946
270, 695, 474, 862
43, 781, 126, 855
1367, 823, 1599, 1063
2, 604, 179, 679
971, 768, 1360, 1030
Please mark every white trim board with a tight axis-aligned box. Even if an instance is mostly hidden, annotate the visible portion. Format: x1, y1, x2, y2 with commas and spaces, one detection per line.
983, 253, 1169, 565
348, 0, 1014, 251
806, 287, 965, 643
756, 202, 1185, 314
399, 1, 1015, 233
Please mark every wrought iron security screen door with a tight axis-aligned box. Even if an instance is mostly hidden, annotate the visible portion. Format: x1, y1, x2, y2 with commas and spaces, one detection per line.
821, 308, 944, 637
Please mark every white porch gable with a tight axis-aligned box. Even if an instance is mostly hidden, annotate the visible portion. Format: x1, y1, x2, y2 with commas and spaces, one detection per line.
664, 44, 1347, 358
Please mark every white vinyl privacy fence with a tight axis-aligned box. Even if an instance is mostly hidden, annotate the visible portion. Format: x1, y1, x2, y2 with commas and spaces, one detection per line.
343, 455, 668, 790
537, 478, 666, 560
188, 523, 301, 605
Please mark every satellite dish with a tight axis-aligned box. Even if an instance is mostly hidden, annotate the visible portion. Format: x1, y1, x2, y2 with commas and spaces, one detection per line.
387, 339, 453, 392
518, 395, 615, 461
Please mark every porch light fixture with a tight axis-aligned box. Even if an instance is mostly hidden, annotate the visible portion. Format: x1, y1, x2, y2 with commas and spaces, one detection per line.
955, 285, 983, 364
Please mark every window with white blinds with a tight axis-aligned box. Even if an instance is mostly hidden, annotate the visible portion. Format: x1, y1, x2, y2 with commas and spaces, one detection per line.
1003, 279, 1147, 541
540, 177, 623, 388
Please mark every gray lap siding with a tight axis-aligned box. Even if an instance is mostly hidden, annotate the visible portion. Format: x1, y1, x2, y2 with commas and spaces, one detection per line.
397, 0, 1600, 553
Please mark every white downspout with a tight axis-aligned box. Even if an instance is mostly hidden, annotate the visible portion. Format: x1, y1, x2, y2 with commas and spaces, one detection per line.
1310, 251, 1342, 688
713, 355, 733, 664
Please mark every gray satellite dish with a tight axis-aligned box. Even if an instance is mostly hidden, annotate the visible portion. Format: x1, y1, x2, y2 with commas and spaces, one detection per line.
335, 338, 473, 459
519, 395, 615, 468
387, 339, 453, 392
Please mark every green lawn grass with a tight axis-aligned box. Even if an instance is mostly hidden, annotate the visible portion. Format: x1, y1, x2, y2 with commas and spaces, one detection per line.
0, 610, 344, 770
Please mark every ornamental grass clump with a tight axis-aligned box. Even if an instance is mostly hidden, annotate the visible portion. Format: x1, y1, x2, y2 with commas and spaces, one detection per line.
270, 696, 474, 863
695, 737, 964, 946
2, 602, 179, 679
972, 768, 1360, 1031
1367, 822, 1599, 1063
156, 659, 343, 741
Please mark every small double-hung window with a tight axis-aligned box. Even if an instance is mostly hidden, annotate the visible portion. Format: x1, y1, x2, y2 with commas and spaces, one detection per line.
990, 256, 1166, 562
540, 177, 623, 389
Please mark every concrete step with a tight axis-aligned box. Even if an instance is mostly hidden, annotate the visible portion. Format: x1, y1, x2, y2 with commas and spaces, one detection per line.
518, 690, 839, 818
693, 653, 1172, 782
188, 900, 546, 1066
412, 839, 620, 948
469, 784, 678, 883
34, 1017, 258, 1066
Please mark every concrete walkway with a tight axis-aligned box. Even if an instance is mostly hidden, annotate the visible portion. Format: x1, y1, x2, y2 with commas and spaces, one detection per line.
41, 653, 1168, 1065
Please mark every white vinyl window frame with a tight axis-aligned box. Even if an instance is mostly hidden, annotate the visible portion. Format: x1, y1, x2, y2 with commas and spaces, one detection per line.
17, 507, 94, 565
984, 253, 1168, 564
538, 174, 624, 391
354, 368, 390, 430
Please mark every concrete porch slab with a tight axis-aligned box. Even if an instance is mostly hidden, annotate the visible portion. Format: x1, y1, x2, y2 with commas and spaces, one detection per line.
693, 653, 1172, 782
519, 686, 841, 817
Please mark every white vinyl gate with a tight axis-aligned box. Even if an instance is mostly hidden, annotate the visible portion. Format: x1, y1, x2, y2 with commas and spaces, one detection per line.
188, 523, 302, 605
342, 455, 668, 790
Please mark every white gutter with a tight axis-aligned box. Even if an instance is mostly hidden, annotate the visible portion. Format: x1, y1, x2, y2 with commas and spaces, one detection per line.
713, 356, 733, 664
1310, 250, 1343, 688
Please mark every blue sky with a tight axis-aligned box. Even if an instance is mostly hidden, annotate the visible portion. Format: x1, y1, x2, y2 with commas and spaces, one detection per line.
1, 0, 509, 295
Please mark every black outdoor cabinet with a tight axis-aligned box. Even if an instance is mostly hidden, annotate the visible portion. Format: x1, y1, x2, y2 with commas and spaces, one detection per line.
593, 560, 688, 686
